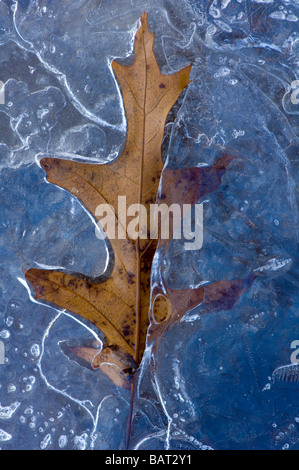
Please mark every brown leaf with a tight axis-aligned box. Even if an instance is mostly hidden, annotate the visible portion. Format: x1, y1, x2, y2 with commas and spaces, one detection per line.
148, 275, 254, 355
65, 344, 136, 389
25, 13, 192, 387
24, 14, 251, 390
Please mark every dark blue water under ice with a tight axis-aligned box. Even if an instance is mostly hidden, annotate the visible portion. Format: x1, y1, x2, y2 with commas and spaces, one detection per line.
0, 0, 298, 450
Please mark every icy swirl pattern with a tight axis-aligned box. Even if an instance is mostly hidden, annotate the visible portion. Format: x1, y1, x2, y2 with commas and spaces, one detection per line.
0, 0, 298, 450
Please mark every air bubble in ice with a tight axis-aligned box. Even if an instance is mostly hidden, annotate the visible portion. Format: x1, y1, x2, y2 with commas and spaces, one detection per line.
37, 108, 49, 120
24, 407, 33, 415
23, 376, 36, 385
209, 5, 221, 18
286, 14, 298, 22
58, 434, 68, 448
74, 433, 88, 450
272, 11, 286, 20
207, 25, 217, 35
0, 330, 10, 339
233, 129, 245, 138
40, 433, 51, 450
22, 376, 36, 393
262, 383, 271, 391
30, 344, 40, 358
7, 384, 16, 394
7, 300, 21, 315
214, 67, 230, 78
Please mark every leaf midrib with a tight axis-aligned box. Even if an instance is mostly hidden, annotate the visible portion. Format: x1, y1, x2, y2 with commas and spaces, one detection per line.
134, 28, 149, 364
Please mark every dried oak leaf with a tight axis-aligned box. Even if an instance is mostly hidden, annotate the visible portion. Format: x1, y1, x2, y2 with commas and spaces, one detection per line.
25, 14, 250, 388
25, 13, 191, 387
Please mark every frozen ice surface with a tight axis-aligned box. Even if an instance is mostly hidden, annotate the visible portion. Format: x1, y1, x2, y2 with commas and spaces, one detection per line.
0, 0, 298, 450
